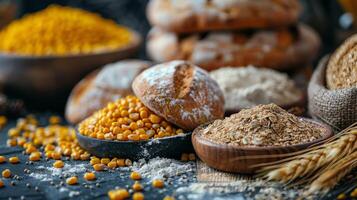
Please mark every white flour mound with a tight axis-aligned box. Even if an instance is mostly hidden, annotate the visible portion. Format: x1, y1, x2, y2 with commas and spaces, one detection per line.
210, 66, 302, 110
133, 157, 195, 180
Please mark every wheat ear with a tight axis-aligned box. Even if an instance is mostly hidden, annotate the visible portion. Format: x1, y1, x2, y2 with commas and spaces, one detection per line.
260, 128, 357, 184
305, 151, 357, 195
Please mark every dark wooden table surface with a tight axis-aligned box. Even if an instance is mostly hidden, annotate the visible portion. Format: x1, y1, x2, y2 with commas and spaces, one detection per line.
0, 114, 355, 200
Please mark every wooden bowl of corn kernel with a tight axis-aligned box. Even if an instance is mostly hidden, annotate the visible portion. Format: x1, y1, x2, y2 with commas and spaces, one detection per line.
76, 96, 194, 159
0, 5, 141, 105
76, 131, 193, 160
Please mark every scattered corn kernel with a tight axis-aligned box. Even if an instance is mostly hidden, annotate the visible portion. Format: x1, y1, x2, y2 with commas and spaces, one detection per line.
108, 189, 129, 200
51, 152, 61, 160
132, 181, 143, 191
0, 180, 4, 188
152, 179, 164, 188
29, 152, 41, 161
351, 188, 357, 197
188, 153, 196, 161
53, 160, 64, 168
66, 176, 78, 185
163, 196, 175, 200
107, 161, 117, 169
117, 159, 125, 167
93, 164, 105, 171
49, 116, 61, 124
101, 158, 110, 165
9, 156, 19, 164
90, 157, 100, 165
133, 192, 144, 200
6, 139, 17, 147
0, 156, 6, 164
181, 153, 188, 162
2, 169, 11, 178
130, 172, 141, 180
337, 193, 346, 200
84, 172, 96, 181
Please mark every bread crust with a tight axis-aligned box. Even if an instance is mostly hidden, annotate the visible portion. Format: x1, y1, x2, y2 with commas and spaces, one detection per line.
147, 24, 320, 71
132, 60, 224, 130
65, 60, 151, 124
147, 0, 301, 33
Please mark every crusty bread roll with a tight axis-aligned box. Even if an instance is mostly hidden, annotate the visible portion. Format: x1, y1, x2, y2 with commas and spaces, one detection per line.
147, 0, 301, 33
147, 24, 320, 71
132, 60, 224, 131
65, 60, 151, 124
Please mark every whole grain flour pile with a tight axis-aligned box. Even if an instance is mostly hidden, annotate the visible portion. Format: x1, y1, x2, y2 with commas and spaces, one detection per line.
210, 66, 302, 110
201, 104, 323, 146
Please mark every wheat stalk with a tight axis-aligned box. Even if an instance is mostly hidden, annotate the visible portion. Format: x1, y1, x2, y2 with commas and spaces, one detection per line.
258, 126, 357, 184
305, 151, 357, 195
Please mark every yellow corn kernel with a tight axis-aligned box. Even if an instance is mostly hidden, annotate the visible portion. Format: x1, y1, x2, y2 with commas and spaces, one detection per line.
8, 128, 20, 138
132, 181, 143, 191
25, 145, 37, 154
66, 176, 78, 185
49, 116, 61, 124
9, 156, 19, 164
116, 159, 125, 167
0, 180, 4, 188
0, 156, 6, 164
101, 158, 110, 165
107, 161, 117, 169
51, 152, 61, 160
337, 193, 346, 200
128, 134, 140, 141
133, 192, 144, 200
90, 157, 100, 165
29, 152, 41, 161
45, 144, 55, 152
84, 172, 96, 181
6, 139, 17, 147
80, 152, 90, 160
2, 169, 11, 178
149, 114, 161, 124
71, 152, 80, 160
181, 153, 188, 162
351, 188, 357, 197
108, 189, 129, 200
53, 160, 64, 168
93, 164, 105, 171
130, 172, 141, 180
163, 196, 175, 200
152, 179, 164, 188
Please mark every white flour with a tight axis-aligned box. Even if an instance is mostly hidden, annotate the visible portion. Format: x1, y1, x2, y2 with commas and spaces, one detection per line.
132, 157, 195, 181
210, 66, 302, 110
29, 163, 87, 181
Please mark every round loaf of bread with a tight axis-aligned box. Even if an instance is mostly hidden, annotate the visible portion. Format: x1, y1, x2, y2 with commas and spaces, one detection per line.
147, 0, 301, 33
326, 34, 357, 90
132, 60, 224, 131
65, 60, 151, 124
147, 24, 320, 71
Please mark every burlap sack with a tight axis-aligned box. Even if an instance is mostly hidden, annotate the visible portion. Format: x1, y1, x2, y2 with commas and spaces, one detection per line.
308, 56, 357, 131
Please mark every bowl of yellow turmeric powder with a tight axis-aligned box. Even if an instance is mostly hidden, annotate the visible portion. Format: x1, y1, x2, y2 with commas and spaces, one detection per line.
0, 5, 141, 104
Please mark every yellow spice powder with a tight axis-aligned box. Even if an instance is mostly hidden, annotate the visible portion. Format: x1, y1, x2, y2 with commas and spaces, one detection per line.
0, 5, 132, 56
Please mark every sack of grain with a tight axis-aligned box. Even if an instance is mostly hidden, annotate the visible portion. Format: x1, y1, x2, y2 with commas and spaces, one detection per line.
308, 56, 357, 131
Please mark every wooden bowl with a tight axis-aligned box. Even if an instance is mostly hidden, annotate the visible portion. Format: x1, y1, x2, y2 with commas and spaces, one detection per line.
76, 131, 193, 160
192, 118, 332, 174
0, 29, 141, 103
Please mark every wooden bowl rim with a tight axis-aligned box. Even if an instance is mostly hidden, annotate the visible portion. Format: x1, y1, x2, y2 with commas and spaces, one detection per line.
192, 117, 333, 151
75, 129, 192, 145
0, 28, 141, 60
224, 87, 306, 115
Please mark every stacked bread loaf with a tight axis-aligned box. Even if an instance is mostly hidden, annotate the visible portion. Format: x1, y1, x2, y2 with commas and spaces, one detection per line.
146, 0, 320, 71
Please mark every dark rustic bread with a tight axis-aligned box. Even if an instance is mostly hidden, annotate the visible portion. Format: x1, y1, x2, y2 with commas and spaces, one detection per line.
147, 0, 301, 33
132, 60, 224, 130
65, 60, 151, 124
147, 24, 320, 71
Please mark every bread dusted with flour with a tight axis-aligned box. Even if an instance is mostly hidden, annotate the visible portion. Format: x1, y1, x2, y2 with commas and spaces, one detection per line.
147, 24, 320, 71
147, 0, 301, 33
132, 60, 224, 130
66, 60, 151, 124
